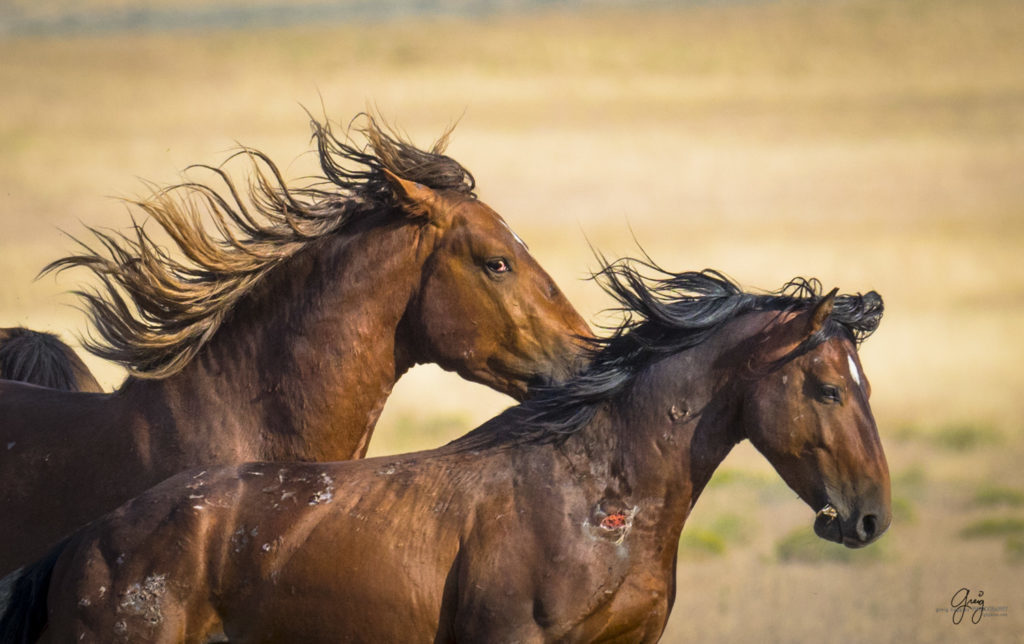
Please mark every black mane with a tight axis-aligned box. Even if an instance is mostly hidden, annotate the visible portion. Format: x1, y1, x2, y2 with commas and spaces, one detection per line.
457, 257, 883, 447
0, 328, 79, 391
304, 113, 476, 208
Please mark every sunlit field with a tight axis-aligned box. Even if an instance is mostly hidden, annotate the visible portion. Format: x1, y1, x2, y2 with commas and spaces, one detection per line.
1, 0, 1022, 640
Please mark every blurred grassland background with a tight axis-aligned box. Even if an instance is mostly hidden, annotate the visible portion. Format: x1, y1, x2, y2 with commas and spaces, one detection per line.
1, 0, 1022, 640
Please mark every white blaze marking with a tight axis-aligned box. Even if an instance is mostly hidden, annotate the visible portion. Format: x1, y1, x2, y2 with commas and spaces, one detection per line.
847, 354, 862, 388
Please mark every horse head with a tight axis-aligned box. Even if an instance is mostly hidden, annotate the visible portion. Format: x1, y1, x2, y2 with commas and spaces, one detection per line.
383, 169, 591, 401
741, 291, 891, 547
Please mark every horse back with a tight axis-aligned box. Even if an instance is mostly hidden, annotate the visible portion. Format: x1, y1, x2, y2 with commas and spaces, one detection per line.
55, 458, 479, 641
0, 383, 144, 577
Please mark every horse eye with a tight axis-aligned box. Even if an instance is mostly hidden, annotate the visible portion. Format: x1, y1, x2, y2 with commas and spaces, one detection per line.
485, 257, 511, 275
818, 384, 842, 404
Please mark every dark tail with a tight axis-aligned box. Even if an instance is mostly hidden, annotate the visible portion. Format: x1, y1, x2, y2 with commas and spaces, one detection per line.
0, 538, 69, 644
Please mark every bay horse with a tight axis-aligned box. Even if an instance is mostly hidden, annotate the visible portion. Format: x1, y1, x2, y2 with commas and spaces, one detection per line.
0, 262, 890, 643
0, 327, 101, 392
0, 114, 590, 576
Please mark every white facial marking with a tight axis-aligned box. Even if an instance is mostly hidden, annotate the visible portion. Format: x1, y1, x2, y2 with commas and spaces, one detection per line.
500, 219, 528, 250
847, 354, 862, 388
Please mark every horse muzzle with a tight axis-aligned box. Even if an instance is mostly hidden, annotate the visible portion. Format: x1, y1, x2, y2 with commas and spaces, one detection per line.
814, 502, 888, 549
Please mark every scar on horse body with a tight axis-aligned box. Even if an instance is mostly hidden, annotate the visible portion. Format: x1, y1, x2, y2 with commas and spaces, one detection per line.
0, 114, 591, 576
0, 262, 890, 643
0, 327, 101, 392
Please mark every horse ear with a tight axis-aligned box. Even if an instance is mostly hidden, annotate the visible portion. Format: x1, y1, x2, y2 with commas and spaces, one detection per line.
806, 288, 838, 337
757, 288, 838, 365
381, 168, 441, 221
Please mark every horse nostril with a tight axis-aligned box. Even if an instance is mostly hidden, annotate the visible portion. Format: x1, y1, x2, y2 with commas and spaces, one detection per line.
860, 514, 878, 541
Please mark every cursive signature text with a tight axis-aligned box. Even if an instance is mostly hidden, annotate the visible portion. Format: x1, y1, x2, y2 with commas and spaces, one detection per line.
950, 588, 985, 624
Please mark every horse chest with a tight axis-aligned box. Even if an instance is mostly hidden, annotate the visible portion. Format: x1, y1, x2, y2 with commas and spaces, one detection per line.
558, 564, 673, 643
478, 517, 668, 640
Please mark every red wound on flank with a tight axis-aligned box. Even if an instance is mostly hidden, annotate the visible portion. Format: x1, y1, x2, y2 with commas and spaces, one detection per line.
600, 512, 628, 529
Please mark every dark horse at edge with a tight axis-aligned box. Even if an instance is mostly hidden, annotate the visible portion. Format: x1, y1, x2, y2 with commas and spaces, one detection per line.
0, 327, 101, 392
0, 261, 890, 643
0, 114, 591, 576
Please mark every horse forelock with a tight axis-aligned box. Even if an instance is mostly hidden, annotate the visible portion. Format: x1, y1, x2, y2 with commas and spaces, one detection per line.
310, 113, 476, 203
499, 256, 884, 443
42, 113, 475, 379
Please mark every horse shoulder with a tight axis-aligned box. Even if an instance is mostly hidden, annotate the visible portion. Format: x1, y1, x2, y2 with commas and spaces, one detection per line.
451, 448, 672, 641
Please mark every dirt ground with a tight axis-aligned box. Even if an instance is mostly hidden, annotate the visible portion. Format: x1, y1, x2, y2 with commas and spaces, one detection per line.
1, 1, 1022, 640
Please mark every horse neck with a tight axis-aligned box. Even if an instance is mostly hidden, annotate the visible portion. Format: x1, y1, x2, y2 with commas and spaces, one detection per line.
559, 321, 753, 540
121, 216, 431, 463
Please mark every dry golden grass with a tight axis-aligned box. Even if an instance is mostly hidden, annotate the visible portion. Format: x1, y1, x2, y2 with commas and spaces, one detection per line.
1, 0, 1022, 639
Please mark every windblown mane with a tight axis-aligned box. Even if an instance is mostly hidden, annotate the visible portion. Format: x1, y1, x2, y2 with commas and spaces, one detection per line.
43, 114, 475, 378
462, 257, 883, 445
0, 327, 80, 390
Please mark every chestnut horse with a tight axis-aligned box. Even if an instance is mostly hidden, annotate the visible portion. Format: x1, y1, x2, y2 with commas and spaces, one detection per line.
0, 115, 590, 576
0, 328, 101, 392
0, 262, 890, 643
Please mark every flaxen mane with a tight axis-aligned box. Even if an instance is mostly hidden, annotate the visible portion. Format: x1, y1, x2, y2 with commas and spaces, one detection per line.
43, 114, 475, 378
458, 257, 884, 445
